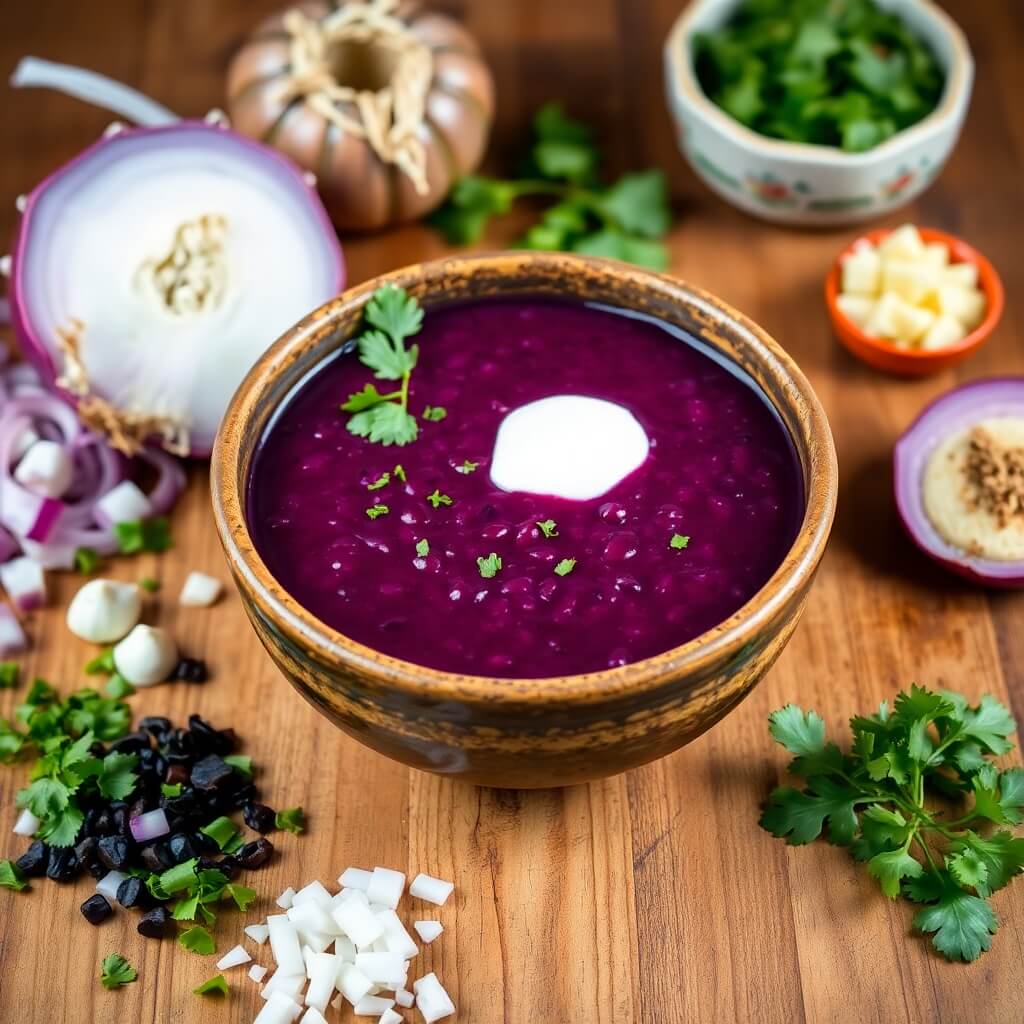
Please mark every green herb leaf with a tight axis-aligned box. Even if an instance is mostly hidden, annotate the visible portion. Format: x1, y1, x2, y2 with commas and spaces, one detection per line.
98, 751, 139, 800
393, 464, 407, 481
0, 859, 27, 890
427, 490, 453, 509
84, 649, 116, 676
115, 517, 172, 555
364, 285, 424, 348
760, 777, 859, 846
105, 674, 135, 699
913, 876, 998, 962
153, 857, 198, 896
275, 806, 305, 834
415, 539, 430, 557
554, 558, 577, 577
73, 546, 102, 574
224, 882, 257, 912
161, 782, 183, 798
348, 402, 419, 447
599, 170, 671, 238
477, 553, 502, 580
171, 894, 200, 921
193, 975, 229, 997
224, 754, 253, 781
536, 519, 558, 538
422, 405, 447, 422
0, 662, 18, 689
669, 533, 690, 550
456, 460, 479, 475
366, 472, 390, 491
365, 505, 390, 520
867, 848, 924, 899
200, 816, 239, 851
179, 925, 216, 955
342, 383, 390, 413
138, 576, 160, 593
100, 953, 138, 989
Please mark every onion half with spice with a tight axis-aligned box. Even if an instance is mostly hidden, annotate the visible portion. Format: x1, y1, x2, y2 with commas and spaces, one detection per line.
226, 0, 494, 231
8, 120, 344, 458
894, 378, 1024, 587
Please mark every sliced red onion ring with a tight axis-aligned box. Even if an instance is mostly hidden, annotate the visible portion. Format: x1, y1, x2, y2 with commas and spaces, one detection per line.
9, 119, 343, 457
894, 377, 1024, 587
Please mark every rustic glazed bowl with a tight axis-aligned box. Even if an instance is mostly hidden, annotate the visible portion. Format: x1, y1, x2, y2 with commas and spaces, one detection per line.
211, 253, 837, 788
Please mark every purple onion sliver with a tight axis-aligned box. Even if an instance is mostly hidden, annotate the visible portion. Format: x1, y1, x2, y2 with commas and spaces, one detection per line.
24, 496, 63, 542
0, 605, 28, 656
129, 809, 170, 844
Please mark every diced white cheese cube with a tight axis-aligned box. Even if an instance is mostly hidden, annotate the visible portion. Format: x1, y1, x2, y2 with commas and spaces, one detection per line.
943, 261, 979, 289
921, 241, 950, 269
409, 873, 454, 906
881, 259, 939, 305
413, 920, 443, 944
866, 292, 934, 345
337, 963, 375, 1005
216, 943, 252, 970
835, 293, 874, 328
840, 247, 881, 295
936, 284, 987, 330
879, 223, 925, 261
339, 866, 373, 890
366, 867, 406, 910
413, 973, 455, 1023
921, 314, 968, 351
246, 923, 271, 945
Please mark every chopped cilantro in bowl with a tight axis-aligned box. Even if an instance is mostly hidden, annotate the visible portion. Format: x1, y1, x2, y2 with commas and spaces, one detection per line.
692, 0, 945, 152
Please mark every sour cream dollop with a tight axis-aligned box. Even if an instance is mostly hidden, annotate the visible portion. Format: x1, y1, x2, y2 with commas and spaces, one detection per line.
490, 395, 649, 501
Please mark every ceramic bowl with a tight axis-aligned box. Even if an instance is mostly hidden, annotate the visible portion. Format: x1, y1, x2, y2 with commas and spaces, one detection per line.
663, 0, 973, 226
826, 226, 1004, 376
211, 253, 837, 788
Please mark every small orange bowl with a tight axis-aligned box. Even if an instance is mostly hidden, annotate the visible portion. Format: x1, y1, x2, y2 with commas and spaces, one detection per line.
825, 227, 1004, 376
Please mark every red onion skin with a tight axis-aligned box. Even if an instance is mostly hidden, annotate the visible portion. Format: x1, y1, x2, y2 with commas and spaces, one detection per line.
894, 376, 1024, 588
8, 120, 345, 458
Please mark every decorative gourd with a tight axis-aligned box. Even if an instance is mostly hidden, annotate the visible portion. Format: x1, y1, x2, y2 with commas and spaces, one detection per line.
226, 0, 494, 232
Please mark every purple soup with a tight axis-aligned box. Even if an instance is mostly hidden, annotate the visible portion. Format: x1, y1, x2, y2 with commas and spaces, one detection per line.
247, 297, 803, 678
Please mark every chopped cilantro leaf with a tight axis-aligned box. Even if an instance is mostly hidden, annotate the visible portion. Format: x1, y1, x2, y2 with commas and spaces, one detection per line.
85, 649, 116, 675
73, 546, 102, 574
139, 576, 160, 593
0, 662, 18, 689
366, 472, 390, 491
393, 464, 407, 481
427, 490, 453, 508
0, 859, 27, 890
275, 806, 305, 834
178, 925, 216, 955
669, 533, 690, 550
100, 953, 137, 989
200, 816, 239, 851
97, 751, 139, 800
192, 975, 229, 997
536, 519, 558, 538
422, 405, 447, 422
456, 460, 479, 475
161, 782, 183, 798
476, 553, 502, 579
365, 505, 390, 520
415, 539, 430, 557
115, 517, 172, 554
105, 674, 135, 699
554, 558, 577, 576
224, 882, 257, 912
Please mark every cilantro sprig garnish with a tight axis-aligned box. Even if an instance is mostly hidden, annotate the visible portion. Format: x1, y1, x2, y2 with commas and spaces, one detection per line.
477, 553, 502, 579
669, 533, 690, 550
427, 490, 453, 509
100, 953, 137, 990
341, 286, 424, 447
554, 558, 577, 576
430, 103, 672, 269
536, 519, 558, 538
276, 806, 305, 834
761, 685, 1024, 961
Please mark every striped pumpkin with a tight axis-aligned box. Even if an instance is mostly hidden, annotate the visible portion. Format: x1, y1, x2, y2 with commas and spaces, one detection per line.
227, 1, 494, 232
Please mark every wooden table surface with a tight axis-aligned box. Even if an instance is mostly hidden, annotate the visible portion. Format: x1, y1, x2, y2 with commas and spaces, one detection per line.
1, 1, 1022, 1022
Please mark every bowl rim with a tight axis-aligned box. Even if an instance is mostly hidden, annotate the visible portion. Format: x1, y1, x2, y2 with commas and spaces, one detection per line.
664, 0, 973, 166
824, 226, 1005, 364
211, 252, 838, 707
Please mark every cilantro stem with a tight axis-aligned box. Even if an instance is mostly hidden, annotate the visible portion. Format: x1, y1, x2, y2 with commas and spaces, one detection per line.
914, 834, 940, 872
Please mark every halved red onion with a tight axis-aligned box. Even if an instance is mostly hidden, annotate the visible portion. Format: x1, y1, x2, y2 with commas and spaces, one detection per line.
894, 378, 1024, 587
8, 109, 343, 456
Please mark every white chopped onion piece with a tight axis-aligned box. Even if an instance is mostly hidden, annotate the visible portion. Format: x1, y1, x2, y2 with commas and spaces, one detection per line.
352, 995, 395, 1016
297, 931, 334, 954
249, 963, 269, 983
261, 969, 306, 1003
409, 873, 454, 907
277, 886, 296, 909
0, 556, 46, 611
245, 923, 270, 945
377, 909, 419, 959
95, 479, 152, 525
413, 973, 455, 1023
129, 807, 170, 843
217, 944, 252, 970
379, 1009, 403, 1024
301, 946, 317, 977
371, 936, 390, 953
366, 867, 406, 910
14, 440, 73, 499
66, 579, 142, 644
395, 988, 415, 1008
267, 915, 306, 977
13, 807, 40, 837
179, 570, 223, 607
253, 990, 304, 1024
413, 921, 443, 944
292, 880, 334, 909
332, 897, 384, 947
338, 867, 372, 891
304, 952, 339, 1012
353, 952, 408, 987
299, 1008, 329, 1024
10, 425, 39, 464
95, 869, 127, 902
0, 606, 27, 656
335, 935, 357, 963
337, 963, 374, 1006
288, 901, 337, 938
112, 623, 177, 686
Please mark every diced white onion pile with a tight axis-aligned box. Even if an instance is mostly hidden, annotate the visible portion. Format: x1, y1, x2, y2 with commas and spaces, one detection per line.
226, 866, 455, 1024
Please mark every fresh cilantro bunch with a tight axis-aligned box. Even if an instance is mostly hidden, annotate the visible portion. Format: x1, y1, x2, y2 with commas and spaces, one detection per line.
761, 685, 1024, 961
429, 103, 672, 269
341, 286, 427, 447
146, 856, 256, 926
0, 682, 135, 846
694, 0, 944, 152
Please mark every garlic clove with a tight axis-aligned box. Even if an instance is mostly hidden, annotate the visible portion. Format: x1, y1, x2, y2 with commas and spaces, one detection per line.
112, 623, 178, 686
66, 578, 142, 643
